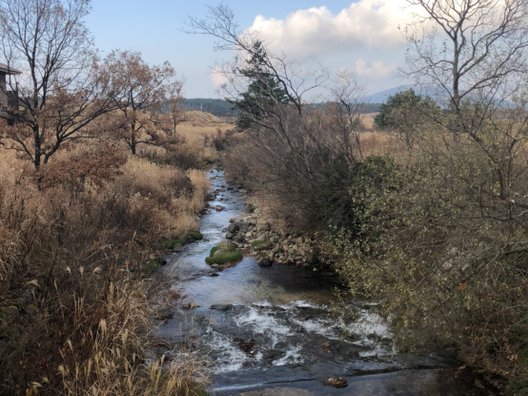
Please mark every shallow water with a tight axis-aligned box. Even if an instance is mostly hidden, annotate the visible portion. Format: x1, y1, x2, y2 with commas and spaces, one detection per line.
158, 169, 469, 395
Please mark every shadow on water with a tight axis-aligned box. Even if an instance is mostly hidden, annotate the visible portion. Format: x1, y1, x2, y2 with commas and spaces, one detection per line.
158, 169, 473, 396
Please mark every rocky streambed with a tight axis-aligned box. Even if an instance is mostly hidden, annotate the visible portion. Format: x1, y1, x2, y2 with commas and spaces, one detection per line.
157, 168, 475, 395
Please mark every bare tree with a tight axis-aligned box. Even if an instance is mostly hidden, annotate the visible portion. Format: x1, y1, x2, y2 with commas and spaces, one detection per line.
407, 0, 528, 199
106, 50, 178, 155
406, 0, 528, 134
327, 72, 366, 162
165, 79, 185, 133
0, 0, 122, 169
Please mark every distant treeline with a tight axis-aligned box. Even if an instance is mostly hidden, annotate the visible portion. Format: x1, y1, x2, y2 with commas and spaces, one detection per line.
179, 98, 381, 117
180, 98, 239, 116
307, 102, 381, 113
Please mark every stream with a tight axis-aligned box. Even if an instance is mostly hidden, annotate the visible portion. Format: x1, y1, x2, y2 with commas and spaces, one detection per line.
158, 169, 471, 395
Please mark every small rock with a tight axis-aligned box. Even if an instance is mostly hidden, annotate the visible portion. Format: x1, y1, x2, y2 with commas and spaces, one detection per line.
234, 337, 256, 355
214, 205, 225, 212
263, 350, 281, 363
226, 232, 234, 239
324, 377, 348, 388
183, 302, 199, 310
208, 272, 220, 277
209, 304, 233, 311
156, 310, 174, 321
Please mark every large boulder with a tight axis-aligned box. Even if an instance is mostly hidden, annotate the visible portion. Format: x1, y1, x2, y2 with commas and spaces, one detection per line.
227, 223, 240, 233
209, 304, 232, 311
258, 258, 273, 267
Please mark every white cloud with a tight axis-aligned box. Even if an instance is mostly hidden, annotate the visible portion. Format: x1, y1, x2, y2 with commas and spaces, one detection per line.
354, 58, 398, 78
246, 0, 414, 59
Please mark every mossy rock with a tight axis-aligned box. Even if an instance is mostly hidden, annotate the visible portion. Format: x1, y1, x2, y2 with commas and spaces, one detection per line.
251, 238, 272, 251
209, 245, 221, 257
205, 242, 243, 266
186, 229, 204, 242
159, 230, 203, 250
159, 237, 186, 250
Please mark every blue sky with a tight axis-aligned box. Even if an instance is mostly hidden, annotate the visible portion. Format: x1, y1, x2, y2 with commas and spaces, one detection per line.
85, 1, 411, 98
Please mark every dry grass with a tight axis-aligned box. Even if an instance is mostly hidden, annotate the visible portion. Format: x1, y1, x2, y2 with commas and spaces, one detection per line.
55, 278, 209, 396
178, 111, 232, 146
359, 113, 376, 131
176, 111, 233, 163
136, 111, 233, 168
187, 169, 211, 212
0, 129, 213, 394
359, 131, 405, 158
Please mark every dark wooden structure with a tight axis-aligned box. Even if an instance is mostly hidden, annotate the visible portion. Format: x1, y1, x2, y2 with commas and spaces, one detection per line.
0, 63, 21, 108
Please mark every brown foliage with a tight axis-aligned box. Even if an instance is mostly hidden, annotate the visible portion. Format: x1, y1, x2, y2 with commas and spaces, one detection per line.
0, 140, 210, 394
40, 143, 128, 193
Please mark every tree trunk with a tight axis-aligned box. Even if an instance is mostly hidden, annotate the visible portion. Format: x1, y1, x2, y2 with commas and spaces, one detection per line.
33, 127, 42, 169
130, 132, 137, 155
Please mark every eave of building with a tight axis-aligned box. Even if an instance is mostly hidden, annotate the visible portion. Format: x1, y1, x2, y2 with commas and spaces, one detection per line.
0, 63, 22, 75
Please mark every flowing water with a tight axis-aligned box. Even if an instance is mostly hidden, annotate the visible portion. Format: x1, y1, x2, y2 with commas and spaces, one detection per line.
158, 169, 470, 395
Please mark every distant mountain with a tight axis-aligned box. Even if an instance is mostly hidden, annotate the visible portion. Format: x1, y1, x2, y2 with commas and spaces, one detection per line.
364, 85, 414, 104
364, 85, 450, 104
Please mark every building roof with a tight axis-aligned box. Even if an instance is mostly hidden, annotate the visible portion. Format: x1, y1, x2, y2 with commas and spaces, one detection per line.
0, 63, 21, 75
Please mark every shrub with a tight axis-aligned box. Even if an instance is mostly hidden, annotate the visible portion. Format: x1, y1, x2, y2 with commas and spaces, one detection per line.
312, 155, 399, 241
329, 126, 528, 391
374, 89, 440, 131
